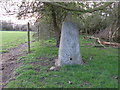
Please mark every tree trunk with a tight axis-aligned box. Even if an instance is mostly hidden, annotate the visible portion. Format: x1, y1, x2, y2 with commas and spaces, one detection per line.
51, 5, 61, 47
56, 21, 83, 66
56, 33, 61, 47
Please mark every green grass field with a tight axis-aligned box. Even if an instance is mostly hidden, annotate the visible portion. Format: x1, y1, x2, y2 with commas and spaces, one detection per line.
6, 36, 118, 88
0, 31, 27, 53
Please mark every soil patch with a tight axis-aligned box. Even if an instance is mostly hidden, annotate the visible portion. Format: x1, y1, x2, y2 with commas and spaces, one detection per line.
0, 43, 28, 89
31, 56, 57, 66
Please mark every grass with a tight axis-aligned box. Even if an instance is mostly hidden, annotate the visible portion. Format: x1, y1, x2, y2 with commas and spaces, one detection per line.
6, 36, 118, 88
0, 31, 31, 53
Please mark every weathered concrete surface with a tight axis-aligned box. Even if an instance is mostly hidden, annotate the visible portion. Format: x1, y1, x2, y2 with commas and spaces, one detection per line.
56, 21, 83, 66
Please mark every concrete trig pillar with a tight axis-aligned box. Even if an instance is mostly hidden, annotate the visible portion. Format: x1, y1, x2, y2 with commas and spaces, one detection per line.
56, 21, 83, 66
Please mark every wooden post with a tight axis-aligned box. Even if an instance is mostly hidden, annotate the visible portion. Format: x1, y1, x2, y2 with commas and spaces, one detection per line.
38, 26, 39, 41
27, 22, 30, 53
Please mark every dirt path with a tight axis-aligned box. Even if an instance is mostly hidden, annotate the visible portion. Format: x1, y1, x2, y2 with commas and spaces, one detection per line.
0, 43, 28, 89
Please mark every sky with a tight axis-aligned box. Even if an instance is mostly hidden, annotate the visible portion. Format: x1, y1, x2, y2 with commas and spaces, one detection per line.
0, 0, 118, 25
0, 0, 36, 25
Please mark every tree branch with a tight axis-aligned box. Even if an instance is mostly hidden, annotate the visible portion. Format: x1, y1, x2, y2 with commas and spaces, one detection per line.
45, 2, 113, 13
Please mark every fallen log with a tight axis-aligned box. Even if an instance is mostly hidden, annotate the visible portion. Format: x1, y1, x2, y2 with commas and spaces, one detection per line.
100, 41, 120, 47
84, 36, 120, 47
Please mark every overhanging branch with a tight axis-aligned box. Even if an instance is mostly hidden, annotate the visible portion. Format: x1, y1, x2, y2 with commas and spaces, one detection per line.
45, 2, 113, 13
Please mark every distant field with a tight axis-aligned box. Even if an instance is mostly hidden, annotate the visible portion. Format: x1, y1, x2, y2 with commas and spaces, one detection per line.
0, 31, 28, 53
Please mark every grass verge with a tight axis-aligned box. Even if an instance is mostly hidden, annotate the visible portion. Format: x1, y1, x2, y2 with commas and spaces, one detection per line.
6, 36, 118, 88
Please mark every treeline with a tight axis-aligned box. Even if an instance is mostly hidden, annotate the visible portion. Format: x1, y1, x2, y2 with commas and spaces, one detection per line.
1, 20, 27, 31
29, 2, 119, 43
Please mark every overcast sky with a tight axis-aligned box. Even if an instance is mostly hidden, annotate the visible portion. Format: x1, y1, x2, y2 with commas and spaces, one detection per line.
0, 0, 36, 25
0, 0, 119, 25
